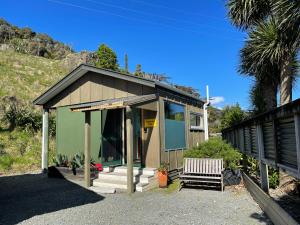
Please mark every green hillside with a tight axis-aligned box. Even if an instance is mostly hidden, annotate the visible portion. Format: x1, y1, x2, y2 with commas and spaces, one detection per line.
0, 50, 68, 102
0, 50, 69, 174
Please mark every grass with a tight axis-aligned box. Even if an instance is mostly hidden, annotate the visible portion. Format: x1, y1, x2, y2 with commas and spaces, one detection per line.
0, 50, 68, 174
152, 179, 180, 194
0, 127, 56, 174
0, 50, 68, 102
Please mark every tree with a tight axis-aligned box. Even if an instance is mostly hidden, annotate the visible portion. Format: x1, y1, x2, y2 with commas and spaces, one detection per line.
96, 44, 119, 71
227, 0, 300, 106
227, 0, 300, 188
220, 104, 246, 130
239, 19, 281, 112
134, 64, 143, 77
124, 53, 128, 73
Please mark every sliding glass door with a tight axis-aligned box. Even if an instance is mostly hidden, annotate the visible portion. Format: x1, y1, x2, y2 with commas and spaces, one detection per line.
101, 109, 123, 166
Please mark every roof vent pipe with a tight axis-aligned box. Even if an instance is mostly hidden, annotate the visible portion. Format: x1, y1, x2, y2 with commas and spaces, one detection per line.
204, 85, 210, 141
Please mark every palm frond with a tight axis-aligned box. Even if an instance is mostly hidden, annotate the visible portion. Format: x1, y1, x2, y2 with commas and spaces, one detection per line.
227, 0, 271, 30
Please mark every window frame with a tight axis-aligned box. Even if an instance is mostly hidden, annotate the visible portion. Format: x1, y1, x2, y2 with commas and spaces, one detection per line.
190, 112, 204, 131
164, 100, 186, 151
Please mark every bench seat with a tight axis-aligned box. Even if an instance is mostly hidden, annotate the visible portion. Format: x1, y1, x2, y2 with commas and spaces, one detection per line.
179, 158, 224, 191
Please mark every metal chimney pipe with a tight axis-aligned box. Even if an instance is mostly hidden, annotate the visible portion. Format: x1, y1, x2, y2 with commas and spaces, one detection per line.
204, 85, 209, 141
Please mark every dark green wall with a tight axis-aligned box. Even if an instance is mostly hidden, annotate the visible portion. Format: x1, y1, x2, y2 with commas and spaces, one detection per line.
56, 107, 102, 162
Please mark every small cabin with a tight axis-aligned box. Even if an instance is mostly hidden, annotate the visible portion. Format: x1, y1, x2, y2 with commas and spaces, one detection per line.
34, 64, 205, 190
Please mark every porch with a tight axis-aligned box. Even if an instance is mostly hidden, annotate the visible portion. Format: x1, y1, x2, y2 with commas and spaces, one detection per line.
42, 94, 160, 193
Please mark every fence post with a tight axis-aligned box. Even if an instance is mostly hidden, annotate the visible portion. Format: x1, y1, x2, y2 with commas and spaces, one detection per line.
293, 114, 300, 178
257, 123, 269, 193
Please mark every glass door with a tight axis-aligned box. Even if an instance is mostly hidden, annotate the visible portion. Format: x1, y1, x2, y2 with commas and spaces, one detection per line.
101, 109, 123, 166
133, 108, 143, 167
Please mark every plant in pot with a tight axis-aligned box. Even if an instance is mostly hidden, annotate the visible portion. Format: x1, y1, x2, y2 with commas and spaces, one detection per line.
158, 162, 169, 188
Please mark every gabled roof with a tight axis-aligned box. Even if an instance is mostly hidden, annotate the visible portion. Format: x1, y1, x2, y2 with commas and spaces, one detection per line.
33, 64, 203, 105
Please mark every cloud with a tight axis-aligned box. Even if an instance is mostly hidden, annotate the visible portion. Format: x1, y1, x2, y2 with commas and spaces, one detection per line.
210, 96, 225, 105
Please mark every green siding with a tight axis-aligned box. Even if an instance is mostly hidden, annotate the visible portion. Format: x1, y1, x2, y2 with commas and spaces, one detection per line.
56, 107, 102, 162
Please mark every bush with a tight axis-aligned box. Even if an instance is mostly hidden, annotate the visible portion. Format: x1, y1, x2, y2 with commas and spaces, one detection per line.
268, 168, 279, 189
0, 154, 14, 171
220, 104, 247, 130
246, 157, 279, 188
71, 153, 84, 169
184, 138, 242, 170
54, 154, 69, 167
0, 96, 56, 136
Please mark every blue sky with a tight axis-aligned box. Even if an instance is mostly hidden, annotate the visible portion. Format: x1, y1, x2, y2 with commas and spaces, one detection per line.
2, 0, 298, 109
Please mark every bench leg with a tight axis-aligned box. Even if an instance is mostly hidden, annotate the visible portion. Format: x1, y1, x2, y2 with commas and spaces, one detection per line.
179, 181, 184, 191
221, 175, 224, 192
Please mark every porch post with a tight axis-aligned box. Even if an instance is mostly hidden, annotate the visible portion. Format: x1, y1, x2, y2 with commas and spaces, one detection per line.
126, 106, 134, 194
84, 111, 91, 187
42, 108, 49, 173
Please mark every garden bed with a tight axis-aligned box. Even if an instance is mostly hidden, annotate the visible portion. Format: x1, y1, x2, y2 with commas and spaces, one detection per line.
48, 166, 98, 181
242, 172, 299, 225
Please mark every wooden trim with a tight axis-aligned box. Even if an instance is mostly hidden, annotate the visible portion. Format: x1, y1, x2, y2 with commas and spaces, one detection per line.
84, 111, 91, 187
122, 108, 125, 165
242, 172, 298, 225
293, 114, 300, 177
272, 120, 279, 164
126, 106, 134, 194
42, 108, 49, 172
159, 97, 165, 163
256, 124, 269, 193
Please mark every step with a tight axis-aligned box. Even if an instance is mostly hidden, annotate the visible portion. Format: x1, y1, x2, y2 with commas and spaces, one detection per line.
113, 166, 143, 175
113, 166, 157, 176
98, 172, 154, 183
88, 186, 116, 194
93, 178, 129, 190
136, 179, 159, 192
142, 168, 158, 176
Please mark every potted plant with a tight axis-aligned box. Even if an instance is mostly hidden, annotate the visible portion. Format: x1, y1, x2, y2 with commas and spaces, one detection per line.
158, 162, 169, 188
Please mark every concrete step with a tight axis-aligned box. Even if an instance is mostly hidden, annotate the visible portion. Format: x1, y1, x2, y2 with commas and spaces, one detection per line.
98, 172, 154, 183
89, 186, 116, 194
136, 179, 159, 192
113, 166, 157, 176
93, 178, 129, 190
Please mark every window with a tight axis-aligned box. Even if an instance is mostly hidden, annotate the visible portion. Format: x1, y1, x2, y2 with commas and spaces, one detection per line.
190, 113, 203, 130
164, 101, 186, 150
165, 102, 184, 121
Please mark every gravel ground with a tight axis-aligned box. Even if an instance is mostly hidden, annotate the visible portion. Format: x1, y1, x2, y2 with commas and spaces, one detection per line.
0, 173, 271, 225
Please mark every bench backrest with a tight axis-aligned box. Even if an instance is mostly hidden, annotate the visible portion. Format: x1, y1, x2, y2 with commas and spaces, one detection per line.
183, 158, 223, 175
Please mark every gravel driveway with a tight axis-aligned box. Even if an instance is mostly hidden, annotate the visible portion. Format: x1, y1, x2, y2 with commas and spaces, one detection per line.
0, 173, 271, 225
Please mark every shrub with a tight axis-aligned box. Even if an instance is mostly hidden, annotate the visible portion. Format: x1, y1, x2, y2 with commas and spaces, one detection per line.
71, 153, 84, 169
184, 138, 242, 170
220, 104, 247, 130
0, 154, 14, 171
0, 96, 56, 136
54, 154, 69, 167
268, 167, 279, 189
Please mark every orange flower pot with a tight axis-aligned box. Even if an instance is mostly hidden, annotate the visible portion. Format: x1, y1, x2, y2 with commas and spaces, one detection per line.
158, 171, 168, 188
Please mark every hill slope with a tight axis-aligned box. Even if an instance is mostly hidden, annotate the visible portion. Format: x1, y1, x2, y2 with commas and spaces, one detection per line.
0, 50, 68, 102
0, 50, 68, 173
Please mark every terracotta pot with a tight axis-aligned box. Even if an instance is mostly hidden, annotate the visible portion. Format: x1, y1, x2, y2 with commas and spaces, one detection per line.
158, 171, 168, 188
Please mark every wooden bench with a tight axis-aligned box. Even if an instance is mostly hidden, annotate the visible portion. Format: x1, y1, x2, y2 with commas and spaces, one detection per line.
179, 158, 224, 191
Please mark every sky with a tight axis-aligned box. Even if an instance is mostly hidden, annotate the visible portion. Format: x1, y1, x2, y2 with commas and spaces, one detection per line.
1, 0, 298, 109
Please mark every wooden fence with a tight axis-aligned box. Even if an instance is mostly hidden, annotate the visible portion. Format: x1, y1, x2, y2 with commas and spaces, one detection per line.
222, 98, 300, 180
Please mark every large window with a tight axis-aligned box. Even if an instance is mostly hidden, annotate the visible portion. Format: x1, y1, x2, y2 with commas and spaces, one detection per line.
164, 101, 186, 150
190, 112, 204, 130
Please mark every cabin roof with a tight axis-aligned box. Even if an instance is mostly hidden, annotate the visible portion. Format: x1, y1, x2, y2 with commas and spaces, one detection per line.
33, 64, 203, 105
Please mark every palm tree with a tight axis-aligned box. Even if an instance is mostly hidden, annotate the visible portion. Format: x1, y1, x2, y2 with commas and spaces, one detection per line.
239, 18, 281, 111
227, 0, 300, 187
227, 0, 300, 106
